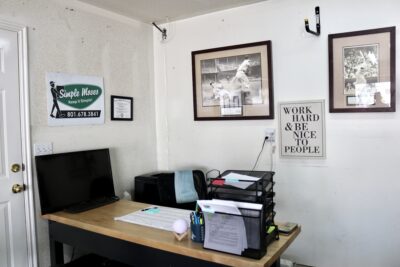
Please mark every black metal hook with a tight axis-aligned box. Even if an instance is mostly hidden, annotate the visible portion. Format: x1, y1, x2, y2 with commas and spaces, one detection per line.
152, 22, 167, 40
304, 6, 320, 36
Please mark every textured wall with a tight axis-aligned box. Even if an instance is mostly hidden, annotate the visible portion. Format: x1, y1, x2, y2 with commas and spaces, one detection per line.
153, 0, 400, 266
0, 0, 157, 266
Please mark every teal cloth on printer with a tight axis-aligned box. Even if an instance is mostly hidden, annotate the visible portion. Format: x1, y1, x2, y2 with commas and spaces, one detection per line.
174, 170, 199, 204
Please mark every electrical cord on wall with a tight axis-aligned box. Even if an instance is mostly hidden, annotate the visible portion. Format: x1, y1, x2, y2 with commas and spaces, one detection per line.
250, 137, 268, 172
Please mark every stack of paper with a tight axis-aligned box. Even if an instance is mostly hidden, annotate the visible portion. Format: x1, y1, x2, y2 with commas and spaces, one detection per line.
197, 199, 262, 255
114, 206, 192, 232
222, 172, 261, 189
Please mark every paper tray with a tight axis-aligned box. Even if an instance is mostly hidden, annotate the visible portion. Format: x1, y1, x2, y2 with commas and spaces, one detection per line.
208, 170, 275, 204
203, 207, 266, 259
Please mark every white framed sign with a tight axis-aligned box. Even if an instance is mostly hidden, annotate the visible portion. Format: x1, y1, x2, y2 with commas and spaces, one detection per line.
46, 72, 104, 126
279, 100, 326, 159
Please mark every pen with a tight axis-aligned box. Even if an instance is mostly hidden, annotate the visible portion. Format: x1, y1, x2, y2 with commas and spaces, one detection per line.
141, 207, 158, 212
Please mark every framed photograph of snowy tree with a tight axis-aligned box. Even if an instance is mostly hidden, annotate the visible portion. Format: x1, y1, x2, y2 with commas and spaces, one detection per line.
328, 27, 395, 112
191, 41, 274, 120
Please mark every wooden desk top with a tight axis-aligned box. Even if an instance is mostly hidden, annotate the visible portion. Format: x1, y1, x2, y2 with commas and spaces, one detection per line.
43, 200, 300, 267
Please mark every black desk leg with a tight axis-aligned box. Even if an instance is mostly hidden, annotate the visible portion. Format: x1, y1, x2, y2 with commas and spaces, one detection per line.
49, 223, 64, 266
49, 239, 64, 266
271, 256, 281, 267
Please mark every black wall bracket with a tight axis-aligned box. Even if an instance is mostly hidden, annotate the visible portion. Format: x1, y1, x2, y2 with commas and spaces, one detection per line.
152, 22, 167, 40
304, 6, 321, 36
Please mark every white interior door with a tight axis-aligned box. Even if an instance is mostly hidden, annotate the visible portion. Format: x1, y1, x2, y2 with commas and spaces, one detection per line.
0, 28, 29, 267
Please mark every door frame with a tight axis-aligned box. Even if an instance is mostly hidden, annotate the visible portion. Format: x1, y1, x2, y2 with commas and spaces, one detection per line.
0, 19, 37, 267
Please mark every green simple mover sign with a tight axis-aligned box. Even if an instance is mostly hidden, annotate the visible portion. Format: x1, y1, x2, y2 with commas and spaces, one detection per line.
58, 84, 102, 109
46, 72, 105, 126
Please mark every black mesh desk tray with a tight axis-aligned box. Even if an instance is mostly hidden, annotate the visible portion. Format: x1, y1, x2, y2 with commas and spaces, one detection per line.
208, 170, 274, 204
203, 206, 266, 259
206, 170, 279, 258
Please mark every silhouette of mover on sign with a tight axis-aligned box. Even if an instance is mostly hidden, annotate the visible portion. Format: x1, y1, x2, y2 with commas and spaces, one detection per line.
49, 81, 63, 118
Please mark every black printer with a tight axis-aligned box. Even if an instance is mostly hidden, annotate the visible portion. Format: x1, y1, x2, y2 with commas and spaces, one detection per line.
133, 170, 207, 210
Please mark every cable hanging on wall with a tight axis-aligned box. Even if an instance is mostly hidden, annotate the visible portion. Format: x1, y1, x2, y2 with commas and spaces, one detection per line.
304, 6, 321, 36
152, 22, 167, 40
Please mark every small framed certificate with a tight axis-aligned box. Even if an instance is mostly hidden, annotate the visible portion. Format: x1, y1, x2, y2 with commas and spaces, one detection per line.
111, 95, 133, 121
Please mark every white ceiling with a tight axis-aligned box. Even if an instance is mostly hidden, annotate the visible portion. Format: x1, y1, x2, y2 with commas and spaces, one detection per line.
78, 0, 267, 24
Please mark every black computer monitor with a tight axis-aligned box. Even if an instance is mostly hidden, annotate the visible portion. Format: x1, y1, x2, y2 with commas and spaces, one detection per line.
35, 148, 116, 214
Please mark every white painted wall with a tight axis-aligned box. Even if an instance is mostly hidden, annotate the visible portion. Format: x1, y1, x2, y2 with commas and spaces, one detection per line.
154, 0, 400, 266
1, 0, 157, 266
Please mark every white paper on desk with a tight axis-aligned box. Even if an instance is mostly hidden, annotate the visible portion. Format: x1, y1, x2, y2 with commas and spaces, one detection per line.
204, 212, 248, 255
196, 200, 241, 215
114, 206, 192, 232
222, 173, 260, 189
222, 172, 261, 182
211, 199, 263, 211
203, 199, 262, 250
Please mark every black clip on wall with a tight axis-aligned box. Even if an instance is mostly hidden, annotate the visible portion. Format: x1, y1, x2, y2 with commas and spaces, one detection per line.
304, 6, 321, 36
152, 22, 167, 40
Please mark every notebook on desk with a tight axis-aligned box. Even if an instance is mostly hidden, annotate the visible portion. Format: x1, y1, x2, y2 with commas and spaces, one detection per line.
276, 222, 298, 235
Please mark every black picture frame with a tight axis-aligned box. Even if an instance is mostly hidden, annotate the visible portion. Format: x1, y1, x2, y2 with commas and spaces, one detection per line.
111, 95, 133, 121
191, 41, 274, 120
328, 27, 396, 113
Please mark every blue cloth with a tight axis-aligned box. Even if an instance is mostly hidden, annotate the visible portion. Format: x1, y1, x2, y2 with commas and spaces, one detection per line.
174, 170, 199, 204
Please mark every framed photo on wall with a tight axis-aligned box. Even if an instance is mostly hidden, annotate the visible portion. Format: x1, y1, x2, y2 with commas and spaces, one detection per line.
191, 41, 274, 120
328, 27, 396, 112
111, 95, 133, 121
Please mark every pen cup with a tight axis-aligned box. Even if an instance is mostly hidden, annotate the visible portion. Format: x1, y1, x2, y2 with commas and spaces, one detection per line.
190, 222, 205, 243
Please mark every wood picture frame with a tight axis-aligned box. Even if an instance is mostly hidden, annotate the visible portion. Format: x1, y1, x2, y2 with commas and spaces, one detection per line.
111, 95, 133, 121
191, 41, 274, 120
328, 27, 396, 113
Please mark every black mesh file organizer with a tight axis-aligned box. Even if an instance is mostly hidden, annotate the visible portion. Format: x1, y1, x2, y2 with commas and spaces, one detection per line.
206, 170, 279, 259
203, 205, 266, 259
